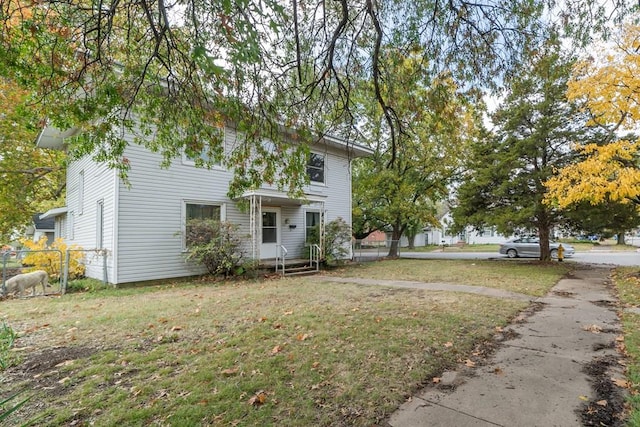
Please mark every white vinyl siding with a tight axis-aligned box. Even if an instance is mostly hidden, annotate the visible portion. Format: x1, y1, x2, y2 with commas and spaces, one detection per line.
65, 155, 117, 283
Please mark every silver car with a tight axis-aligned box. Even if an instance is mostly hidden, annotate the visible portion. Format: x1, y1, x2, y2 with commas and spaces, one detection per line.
499, 238, 575, 259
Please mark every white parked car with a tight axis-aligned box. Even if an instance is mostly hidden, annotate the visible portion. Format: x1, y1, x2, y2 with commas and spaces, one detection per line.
499, 238, 575, 259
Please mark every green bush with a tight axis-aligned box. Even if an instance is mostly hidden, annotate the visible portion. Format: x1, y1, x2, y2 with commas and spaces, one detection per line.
304, 217, 352, 265
184, 219, 246, 277
324, 217, 352, 265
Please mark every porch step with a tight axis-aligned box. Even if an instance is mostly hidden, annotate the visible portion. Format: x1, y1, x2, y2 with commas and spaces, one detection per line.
281, 265, 319, 276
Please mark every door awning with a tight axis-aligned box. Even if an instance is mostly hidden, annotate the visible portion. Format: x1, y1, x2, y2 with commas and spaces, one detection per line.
241, 189, 326, 206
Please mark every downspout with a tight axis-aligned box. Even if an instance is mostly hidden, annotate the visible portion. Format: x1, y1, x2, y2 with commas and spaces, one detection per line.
112, 166, 119, 285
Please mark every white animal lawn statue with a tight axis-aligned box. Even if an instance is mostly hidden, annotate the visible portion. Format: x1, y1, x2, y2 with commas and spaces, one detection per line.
2, 270, 50, 297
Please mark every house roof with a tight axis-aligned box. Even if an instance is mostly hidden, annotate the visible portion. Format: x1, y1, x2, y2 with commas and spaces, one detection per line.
40, 207, 68, 220
316, 135, 374, 158
33, 213, 55, 230
36, 124, 374, 157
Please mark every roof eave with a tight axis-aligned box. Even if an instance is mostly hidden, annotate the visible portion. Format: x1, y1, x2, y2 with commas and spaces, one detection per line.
35, 125, 80, 150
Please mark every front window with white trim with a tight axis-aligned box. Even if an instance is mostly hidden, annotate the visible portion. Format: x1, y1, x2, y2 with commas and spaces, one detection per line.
305, 210, 320, 243
183, 202, 224, 248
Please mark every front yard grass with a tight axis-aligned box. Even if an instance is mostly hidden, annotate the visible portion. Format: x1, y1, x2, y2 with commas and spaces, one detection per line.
610, 268, 640, 426
330, 259, 572, 297
0, 259, 570, 426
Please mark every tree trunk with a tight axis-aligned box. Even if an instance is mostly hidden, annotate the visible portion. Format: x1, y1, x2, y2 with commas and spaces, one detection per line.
618, 231, 626, 245
538, 227, 551, 261
387, 226, 402, 258
407, 233, 416, 250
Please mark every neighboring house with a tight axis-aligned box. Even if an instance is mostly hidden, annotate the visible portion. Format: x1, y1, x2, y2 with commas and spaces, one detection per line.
37, 125, 372, 285
25, 213, 56, 245
394, 213, 514, 247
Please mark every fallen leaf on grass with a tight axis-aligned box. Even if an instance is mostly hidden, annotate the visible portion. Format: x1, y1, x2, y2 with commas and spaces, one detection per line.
444, 342, 453, 348
296, 333, 309, 341
596, 400, 608, 407
171, 325, 182, 331
432, 377, 441, 384
283, 310, 294, 315
494, 367, 504, 375
271, 345, 283, 354
579, 395, 589, 401
464, 359, 476, 367
248, 390, 267, 406
221, 367, 239, 376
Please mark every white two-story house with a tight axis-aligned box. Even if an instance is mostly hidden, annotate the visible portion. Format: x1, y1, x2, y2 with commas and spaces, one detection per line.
37, 124, 372, 285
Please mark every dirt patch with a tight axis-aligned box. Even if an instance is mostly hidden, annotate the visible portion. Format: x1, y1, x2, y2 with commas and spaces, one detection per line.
2, 345, 97, 395
579, 355, 627, 427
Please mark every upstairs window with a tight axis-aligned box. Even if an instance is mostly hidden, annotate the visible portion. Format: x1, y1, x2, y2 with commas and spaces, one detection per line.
307, 153, 325, 184
183, 143, 221, 167
182, 128, 225, 167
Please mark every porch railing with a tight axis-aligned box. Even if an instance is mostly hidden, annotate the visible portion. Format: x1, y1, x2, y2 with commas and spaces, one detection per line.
310, 244, 321, 272
275, 245, 288, 275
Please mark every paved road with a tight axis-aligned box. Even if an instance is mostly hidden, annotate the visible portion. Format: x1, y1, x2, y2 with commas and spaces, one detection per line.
388, 249, 640, 266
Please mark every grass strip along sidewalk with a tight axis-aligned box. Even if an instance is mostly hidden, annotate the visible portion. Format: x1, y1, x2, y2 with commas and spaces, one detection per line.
1, 260, 570, 426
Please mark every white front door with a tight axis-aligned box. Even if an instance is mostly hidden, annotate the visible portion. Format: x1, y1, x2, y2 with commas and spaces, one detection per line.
260, 208, 280, 259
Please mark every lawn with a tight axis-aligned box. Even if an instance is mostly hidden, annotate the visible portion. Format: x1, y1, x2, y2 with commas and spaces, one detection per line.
329, 259, 572, 296
610, 267, 640, 426
0, 259, 571, 426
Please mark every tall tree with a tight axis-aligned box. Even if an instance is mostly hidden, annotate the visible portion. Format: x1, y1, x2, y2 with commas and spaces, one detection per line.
0, 0, 627, 197
546, 23, 640, 208
452, 42, 589, 261
0, 78, 66, 241
353, 53, 478, 257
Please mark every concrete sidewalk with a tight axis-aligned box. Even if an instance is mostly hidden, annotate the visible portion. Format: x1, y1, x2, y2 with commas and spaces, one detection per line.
385, 265, 623, 427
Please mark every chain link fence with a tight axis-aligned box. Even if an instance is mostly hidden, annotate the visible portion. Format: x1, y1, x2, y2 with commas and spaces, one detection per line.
352, 239, 401, 262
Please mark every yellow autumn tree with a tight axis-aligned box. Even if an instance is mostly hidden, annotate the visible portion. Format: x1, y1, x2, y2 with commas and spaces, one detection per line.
20, 237, 85, 280
545, 24, 640, 208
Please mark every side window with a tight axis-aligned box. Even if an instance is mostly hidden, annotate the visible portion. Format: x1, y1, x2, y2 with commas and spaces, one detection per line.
305, 211, 320, 243
184, 202, 222, 248
307, 153, 325, 184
